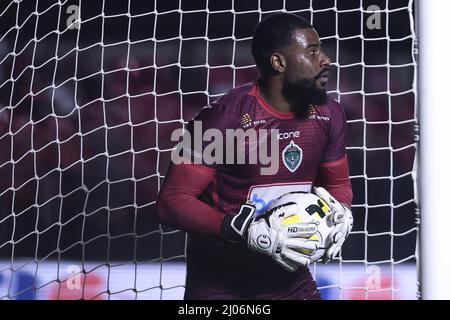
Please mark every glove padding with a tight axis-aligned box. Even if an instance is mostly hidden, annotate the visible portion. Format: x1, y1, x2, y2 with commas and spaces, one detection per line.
314, 187, 353, 263
221, 203, 320, 272
247, 212, 320, 272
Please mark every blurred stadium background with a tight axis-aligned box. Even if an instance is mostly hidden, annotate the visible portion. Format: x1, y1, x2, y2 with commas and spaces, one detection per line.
0, 0, 418, 299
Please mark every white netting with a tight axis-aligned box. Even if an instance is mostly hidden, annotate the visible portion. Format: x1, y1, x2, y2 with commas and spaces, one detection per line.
0, 0, 418, 300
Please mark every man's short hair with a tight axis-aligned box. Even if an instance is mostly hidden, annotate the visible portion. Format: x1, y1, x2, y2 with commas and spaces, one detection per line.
252, 13, 313, 75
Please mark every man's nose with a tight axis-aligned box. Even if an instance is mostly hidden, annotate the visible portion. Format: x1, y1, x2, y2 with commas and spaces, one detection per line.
320, 52, 331, 68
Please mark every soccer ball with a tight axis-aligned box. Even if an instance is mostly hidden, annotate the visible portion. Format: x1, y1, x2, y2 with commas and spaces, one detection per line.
264, 191, 334, 262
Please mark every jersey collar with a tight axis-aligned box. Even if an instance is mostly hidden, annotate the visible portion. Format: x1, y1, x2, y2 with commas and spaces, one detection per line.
248, 83, 295, 120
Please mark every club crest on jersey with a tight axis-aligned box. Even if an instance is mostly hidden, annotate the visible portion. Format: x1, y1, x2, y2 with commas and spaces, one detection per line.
282, 140, 303, 173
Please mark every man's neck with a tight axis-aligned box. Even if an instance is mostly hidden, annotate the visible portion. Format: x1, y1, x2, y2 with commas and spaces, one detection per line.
257, 78, 294, 114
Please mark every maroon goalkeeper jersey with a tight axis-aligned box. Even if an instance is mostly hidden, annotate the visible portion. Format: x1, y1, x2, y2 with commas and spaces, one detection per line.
182, 82, 347, 300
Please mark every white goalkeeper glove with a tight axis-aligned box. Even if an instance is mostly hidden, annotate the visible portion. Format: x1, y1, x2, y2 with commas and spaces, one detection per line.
221, 203, 320, 272
314, 187, 353, 264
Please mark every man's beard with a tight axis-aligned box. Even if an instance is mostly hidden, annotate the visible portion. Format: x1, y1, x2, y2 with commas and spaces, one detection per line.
282, 74, 328, 118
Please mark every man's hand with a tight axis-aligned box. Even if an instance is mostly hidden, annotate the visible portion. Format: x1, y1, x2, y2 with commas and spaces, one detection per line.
314, 187, 353, 263
221, 203, 320, 272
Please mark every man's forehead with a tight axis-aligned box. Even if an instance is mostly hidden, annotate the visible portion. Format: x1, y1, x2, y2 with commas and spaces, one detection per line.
291, 28, 320, 49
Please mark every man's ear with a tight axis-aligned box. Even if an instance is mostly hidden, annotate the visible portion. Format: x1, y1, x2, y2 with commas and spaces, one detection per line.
270, 52, 286, 73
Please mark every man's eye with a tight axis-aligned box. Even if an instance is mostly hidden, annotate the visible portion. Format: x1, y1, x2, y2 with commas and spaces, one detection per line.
311, 49, 320, 55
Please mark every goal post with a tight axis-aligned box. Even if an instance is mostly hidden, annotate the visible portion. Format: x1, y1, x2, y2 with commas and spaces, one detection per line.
418, 0, 450, 300
0, 0, 419, 300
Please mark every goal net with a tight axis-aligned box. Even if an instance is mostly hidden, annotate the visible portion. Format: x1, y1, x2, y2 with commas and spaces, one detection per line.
0, 0, 418, 299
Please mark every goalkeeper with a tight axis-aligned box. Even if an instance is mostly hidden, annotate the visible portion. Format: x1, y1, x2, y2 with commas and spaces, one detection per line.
156, 13, 353, 300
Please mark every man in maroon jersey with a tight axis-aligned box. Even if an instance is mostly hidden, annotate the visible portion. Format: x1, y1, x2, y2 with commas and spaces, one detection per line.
156, 13, 353, 300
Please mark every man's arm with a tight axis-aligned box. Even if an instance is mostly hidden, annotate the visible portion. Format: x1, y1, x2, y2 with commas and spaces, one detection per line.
315, 156, 353, 208
156, 162, 225, 237
314, 156, 353, 263
156, 162, 320, 272
312, 101, 353, 263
